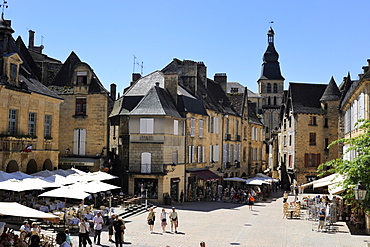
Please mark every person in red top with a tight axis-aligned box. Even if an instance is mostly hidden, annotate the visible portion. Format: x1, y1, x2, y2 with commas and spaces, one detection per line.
248, 194, 255, 210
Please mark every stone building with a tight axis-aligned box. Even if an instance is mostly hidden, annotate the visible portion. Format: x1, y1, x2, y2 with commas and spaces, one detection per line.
0, 17, 63, 173
278, 79, 341, 188
48, 52, 113, 171
339, 63, 370, 162
110, 59, 244, 203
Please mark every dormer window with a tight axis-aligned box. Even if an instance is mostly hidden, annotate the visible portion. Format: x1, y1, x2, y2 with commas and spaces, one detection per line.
10, 64, 17, 80
77, 71, 88, 85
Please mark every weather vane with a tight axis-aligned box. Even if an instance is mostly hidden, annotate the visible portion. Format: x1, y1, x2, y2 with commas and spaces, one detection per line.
0, 0, 8, 19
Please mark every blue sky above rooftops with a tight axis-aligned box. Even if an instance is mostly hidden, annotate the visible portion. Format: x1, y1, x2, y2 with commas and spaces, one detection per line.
7, 0, 370, 93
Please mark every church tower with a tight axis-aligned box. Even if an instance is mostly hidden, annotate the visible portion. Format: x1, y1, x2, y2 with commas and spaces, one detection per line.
257, 27, 285, 140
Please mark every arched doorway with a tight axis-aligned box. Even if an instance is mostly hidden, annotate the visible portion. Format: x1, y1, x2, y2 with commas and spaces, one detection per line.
26, 159, 38, 174
43, 159, 53, 171
6, 160, 19, 173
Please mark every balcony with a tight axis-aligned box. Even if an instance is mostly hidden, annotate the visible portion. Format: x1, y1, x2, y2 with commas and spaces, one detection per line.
225, 134, 231, 141
128, 163, 176, 174
236, 135, 241, 141
0, 135, 37, 152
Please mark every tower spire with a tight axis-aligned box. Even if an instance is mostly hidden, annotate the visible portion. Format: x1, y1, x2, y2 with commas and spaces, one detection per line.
0, 0, 8, 19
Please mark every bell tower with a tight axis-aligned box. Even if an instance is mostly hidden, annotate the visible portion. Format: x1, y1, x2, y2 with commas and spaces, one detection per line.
257, 27, 285, 140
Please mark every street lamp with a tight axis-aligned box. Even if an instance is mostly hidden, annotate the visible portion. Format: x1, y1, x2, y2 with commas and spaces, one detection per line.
353, 181, 367, 201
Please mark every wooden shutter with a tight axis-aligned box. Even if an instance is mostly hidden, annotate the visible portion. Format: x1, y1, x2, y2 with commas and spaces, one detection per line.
80, 129, 86, 155
304, 153, 309, 168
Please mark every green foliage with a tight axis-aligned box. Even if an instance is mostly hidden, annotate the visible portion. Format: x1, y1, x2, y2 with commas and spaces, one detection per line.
318, 119, 370, 209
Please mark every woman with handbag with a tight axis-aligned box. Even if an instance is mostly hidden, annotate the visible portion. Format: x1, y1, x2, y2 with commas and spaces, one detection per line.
147, 208, 156, 233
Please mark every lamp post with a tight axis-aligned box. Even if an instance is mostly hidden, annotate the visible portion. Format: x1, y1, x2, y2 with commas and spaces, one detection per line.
353, 181, 367, 201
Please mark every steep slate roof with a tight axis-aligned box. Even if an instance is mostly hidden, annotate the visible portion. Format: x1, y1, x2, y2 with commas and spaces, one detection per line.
129, 86, 182, 118
50, 52, 108, 94
320, 77, 341, 101
259, 27, 284, 80
15, 36, 42, 81
124, 71, 164, 97
248, 104, 263, 126
0, 18, 62, 100
289, 83, 327, 114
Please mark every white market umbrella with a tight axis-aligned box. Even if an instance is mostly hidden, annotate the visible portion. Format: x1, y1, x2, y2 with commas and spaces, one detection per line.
0, 178, 45, 192
9, 171, 33, 180
69, 168, 87, 175
88, 171, 118, 181
71, 181, 120, 194
223, 177, 248, 182
313, 173, 345, 188
0, 202, 59, 222
246, 178, 269, 185
52, 169, 71, 177
67, 173, 94, 182
0, 171, 14, 182
39, 186, 90, 200
42, 174, 76, 186
31, 170, 56, 177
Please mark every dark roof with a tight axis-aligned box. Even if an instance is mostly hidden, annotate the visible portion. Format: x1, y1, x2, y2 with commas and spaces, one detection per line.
129, 86, 182, 118
178, 94, 208, 116
248, 104, 263, 126
19, 74, 63, 100
227, 94, 244, 115
320, 77, 341, 101
289, 83, 327, 114
15, 36, 42, 81
259, 28, 284, 80
50, 51, 107, 93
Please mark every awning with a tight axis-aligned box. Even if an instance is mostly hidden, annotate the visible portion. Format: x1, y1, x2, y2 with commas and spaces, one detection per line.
171, 177, 180, 183
190, 170, 221, 181
223, 177, 248, 182
59, 157, 99, 167
0, 202, 59, 223
313, 174, 345, 188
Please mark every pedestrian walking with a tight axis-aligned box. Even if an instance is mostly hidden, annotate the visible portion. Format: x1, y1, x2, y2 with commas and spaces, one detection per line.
83, 218, 93, 247
160, 208, 168, 233
108, 214, 115, 243
169, 207, 178, 233
247, 194, 254, 210
283, 191, 288, 203
93, 212, 104, 245
179, 190, 184, 204
78, 218, 88, 247
147, 208, 156, 233
317, 208, 326, 232
112, 215, 125, 247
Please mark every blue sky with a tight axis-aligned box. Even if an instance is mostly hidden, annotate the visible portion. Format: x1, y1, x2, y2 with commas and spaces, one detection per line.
7, 0, 370, 94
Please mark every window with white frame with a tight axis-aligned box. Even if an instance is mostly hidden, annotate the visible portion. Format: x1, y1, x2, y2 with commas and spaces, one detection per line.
8, 109, 17, 135
214, 117, 219, 134
44, 115, 52, 138
172, 151, 178, 164
197, 146, 205, 163
140, 118, 154, 134
141, 152, 151, 173
190, 118, 195, 136
28, 112, 36, 136
188, 146, 195, 163
199, 119, 203, 137
73, 129, 86, 155
174, 120, 178, 135
210, 145, 219, 162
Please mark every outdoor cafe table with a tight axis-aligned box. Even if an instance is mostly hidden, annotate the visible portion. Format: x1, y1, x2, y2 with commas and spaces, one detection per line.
287, 207, 297, 219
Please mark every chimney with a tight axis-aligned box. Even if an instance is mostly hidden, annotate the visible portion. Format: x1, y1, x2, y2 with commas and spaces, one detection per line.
132, 73, 141, 82
28, 30, 35, 49
214, 73, 227, 93
164, 73, 178, 105
110, 83, 117, 100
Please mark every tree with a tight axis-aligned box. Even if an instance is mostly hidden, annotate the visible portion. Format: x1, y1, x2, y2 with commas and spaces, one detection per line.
318, 119, 370, 211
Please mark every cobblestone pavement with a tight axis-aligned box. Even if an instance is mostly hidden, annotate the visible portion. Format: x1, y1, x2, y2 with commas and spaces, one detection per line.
71, 191, 370, 247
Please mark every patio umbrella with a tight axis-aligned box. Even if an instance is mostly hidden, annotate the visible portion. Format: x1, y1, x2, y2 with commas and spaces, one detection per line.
38, 185, 90, 200
0, 178, 45, 192
0, 202, 59, 223
9, 171, 34, 180
42, 174, 76, 186
88, 171, 118, 181
52, 169, 71, 177
67, 173, 94, 182
31, 170, 56, 177
246, 178, 269, 185
223, 177, 248, 182
71, 181, 120, 194
0, 171, 15, 182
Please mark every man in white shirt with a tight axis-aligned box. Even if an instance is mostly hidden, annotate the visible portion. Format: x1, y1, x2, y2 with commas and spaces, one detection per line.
93, 212, 104, 245
169, 207, 178, 233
